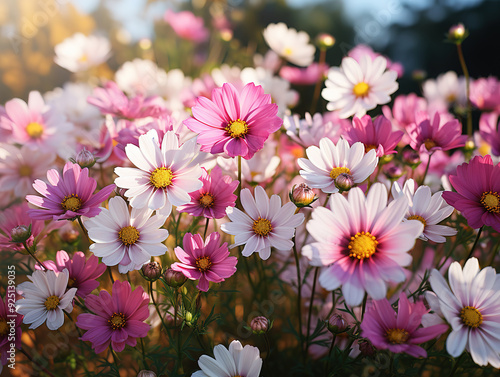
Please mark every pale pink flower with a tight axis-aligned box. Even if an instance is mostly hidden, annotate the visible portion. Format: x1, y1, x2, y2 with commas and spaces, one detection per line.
470, 77, 500, 111
164, 10, 208, 43
348, 44, 404, 78
279, 63, 329, 85
54, 33, 111, 73
479, 112, 500, 156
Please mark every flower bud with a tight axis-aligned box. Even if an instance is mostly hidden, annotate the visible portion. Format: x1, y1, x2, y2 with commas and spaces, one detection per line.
447, 23, 468, 44
402, 149, 420, 168
185, 311, 193, 326
335, 173, 354, 192
290, 183, 316, 207
384, 165, 403, 181
11, 225, 31, 243
164, 268, 187, 288
358, 339, 376, 357
74, 148, 96, 169
411, 69, 427, 82
137, 371, 157, 377
250, 316, 269, 335
464, 138, 475, 152
327, 314, 347, 334
316, 33, 335, 49
141, 261, 162, 281
60, 227, 80, 244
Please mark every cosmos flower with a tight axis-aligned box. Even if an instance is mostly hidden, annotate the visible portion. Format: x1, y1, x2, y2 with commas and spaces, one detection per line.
54, 33, 111, 73
470, 77, 500, 111
422, 71, 466, 110
279, 63, 329, 85
164, 10, 209, 43
479, 112, 500, 157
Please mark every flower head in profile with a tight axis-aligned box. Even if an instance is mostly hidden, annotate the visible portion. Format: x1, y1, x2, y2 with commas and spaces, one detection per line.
26, 162, 115, 221
442, 155, 500, 232
76, 280, 150, 353
16, 269, 77, 330
279, 63, 329, 85
54, 33, 111, 73
171, 232, 237, 292
263, 22, 315, 67
479, 112, 500, 157
361, 292, 448, 357
425, 258, 500, 367
164, 10, 208, 43
303, 183, 423, 306
221, 186, 304, 260
85, 196, 169, 273
192, 340, 262, 377
184, 82, 282, 160
322, 55, 398, 119
177, 166, 238, 219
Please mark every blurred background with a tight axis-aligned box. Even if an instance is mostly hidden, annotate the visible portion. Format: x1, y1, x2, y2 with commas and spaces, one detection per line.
0, 0, 499, 104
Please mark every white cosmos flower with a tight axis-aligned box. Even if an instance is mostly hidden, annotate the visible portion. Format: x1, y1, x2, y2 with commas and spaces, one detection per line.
54, 33, 111, 73
16, 269, 77, 330
422, 71, 466, 110
263, 22, 315, 67
85, 196, 169, 273
298, 138, 378, 194
391, 179, 457, 243
192, 340, 262, 377
221, 186, 304, 260
425, 258, 500, 368
322, 55, 398, 119
284, 112, 345, 148
115, 58, 169, 97
114, 129, 203, 217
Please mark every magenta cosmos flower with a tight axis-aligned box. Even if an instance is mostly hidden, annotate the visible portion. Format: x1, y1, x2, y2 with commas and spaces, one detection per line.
177, 166, 238, 219
171, 232, 237, 292
361, 292, 448, 357
344, 115, 403, 157
76, 280, 150, 353
164, 9, 208, 43
37, 250, 106, 298
442, 155, 500, 232
26, 162, 115, 221
183, 82, 282, 160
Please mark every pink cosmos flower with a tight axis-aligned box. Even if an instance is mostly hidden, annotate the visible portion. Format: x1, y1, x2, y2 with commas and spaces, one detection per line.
1, 294, 23, 352
177, 166, 238, 219
479, 112, 500, 157
382, 93, 428, 131
470, 77, 500, 111
183, 82, 282, 160
442, 155, 500, 232
36, 250, 106, 298
76, 280, 150, 353
348, 44, 404, 78
361, 292, 448, 357
171, 232, 237, 292
164, 10, 208, 43
87, 81, 168, 120
408, 112, 467, 154
344, 115, 404, 157
279, 63, 329, 85
76, 122, 114, 164
114, 117, 174, 155
26, 162, 115, 221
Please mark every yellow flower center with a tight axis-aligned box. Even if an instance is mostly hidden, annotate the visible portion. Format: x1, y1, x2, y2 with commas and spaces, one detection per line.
108, 312, 126, 330
44, 295, 60, 311
19, 165, 33, 177
79, 54, 88, 63
199, 193, 215, 208
283, 47, 293, 56
352, 82, 370, 98
25, 122, 44, 139
460, 306, 483, 328
330, 167, 351, 180
480, 191, 500, 213
252, 217, 273, 237
385, 328, 410, 344
68, 277, 76, 288
407, 215, 427, 227
225, 119, 248, 138
61, 194, 82, 212
196, 256, 212, 272
118, 226, 140, 246
364, 144, 377, 152
150, 167, 173, 188
348, 231, 378, 259
0, 318, 8, 336
424, 139, 437, 150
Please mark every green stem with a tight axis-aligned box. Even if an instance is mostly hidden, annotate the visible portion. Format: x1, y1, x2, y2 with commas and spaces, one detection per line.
150, 281, 168, 333
448, 353, 465, 377
140, 337, 147, 370
325, 334, 337, 377
304, 267, 319, 358
466, 226, 483, 260
292, 242, 304, 355
107, 266, 115, 283
457, 43, 472, 136
361, 293, 368, 322
203, 218, 209, 239
77, 216, 91, 244
237, 155, 242, 210
22, 241, 48, 270
264, 333, 271, 361
20, 348, 56, 377
420, 152, 433, 186
310, 48, 327, 114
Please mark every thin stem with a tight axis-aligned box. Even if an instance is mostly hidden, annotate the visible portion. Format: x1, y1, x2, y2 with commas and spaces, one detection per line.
150, 281, 169, 333
448, 353, 465, 377
466, 226, 483, 260
237, 156, 242, 209
310, 48, 327, 114
420, 153, 433, 186
140, 337, 147, 370
203, 218, 209, 239
325, 334, 337, 377
77, 216, 91, 244
488, 240, 500, 266
292, 242, 304, 354
361, 293, 368, 322
22, 241, 48, 271
457, 43, 472, 136
264, 333, 271, 361
304, 267, 319, 357
20, 348, 56, 377
243, 256, 257, 293
107, 266, 115, 283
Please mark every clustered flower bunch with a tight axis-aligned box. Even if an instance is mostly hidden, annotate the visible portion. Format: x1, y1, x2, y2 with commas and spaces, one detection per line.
0, 7, 499, 376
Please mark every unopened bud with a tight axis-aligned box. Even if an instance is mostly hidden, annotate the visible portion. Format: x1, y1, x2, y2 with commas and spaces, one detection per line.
327, 314, 347, 334
411, 69, 427, 82
447, 23, 468, 44
384, 165, 403, 180
290, 183, 316, 207
74, 149, 96, 169
464, 138, 475, 152
403, 149, 420, 168
11, 225, 31, 243
141, 261, 162, 281
185, 311, 193, 326
250, 316, 269, 335
164, 268, 187, 288
335, 173, 354, 192
316, 33, 335, 49
137, 371, 157, 377
359, 339, 376, 357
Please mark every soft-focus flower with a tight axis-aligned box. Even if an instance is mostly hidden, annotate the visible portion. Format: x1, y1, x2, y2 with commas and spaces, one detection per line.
442, 155, 500, 232
171, 232, 237, 292
322, 55, 398, 119
422, 71, 466, 110
303, 183, 423, 306
26, 162, 115, 221
177, 166, 238, 219
76, 280, 150, 353
470, 77, 500, 111
447, 23, 468, 44
361, 292, 448, 357
192, 340, 262, 377
164, 10, 208, 43
263, 23, 315, 67
114, 129, 202, 217
37, 250, 106, 298
279, 63, 329, 85
54, 33, 111, 73
221, 186, 304, 260
184, 82, 281, 160
16, 269, 77, 330
115, 58, 168, 97
85, 196, 169, 273
348, 44, 404, 78
392, 179, 457, 243
479, 112, 500, 156
425, 258, 500, 367
344, 115, 403, 157
284, 112, 347, 148
382, 93, 428, 131
298, 138, 378, 194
